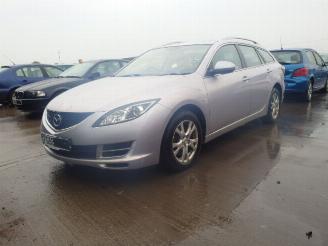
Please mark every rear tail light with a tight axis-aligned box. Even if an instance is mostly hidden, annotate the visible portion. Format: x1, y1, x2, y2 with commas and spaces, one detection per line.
292, 67, 308, 77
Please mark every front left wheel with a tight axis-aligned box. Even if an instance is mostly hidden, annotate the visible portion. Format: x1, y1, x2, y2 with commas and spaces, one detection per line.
160, 110, 202, 172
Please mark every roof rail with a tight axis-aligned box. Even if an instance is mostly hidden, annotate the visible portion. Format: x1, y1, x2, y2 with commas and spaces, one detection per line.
161, 41, 183, 46
223, 37, 258, 44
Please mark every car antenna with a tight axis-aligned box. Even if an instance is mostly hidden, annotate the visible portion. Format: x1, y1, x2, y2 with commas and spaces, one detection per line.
280, 37, 283, 50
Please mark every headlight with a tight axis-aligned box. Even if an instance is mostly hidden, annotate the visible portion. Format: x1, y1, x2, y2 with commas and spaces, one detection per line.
93, 99, 160, 127
31, 90, 46, 97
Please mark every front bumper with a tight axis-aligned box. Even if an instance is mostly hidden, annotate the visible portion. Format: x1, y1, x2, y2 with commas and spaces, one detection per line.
13, 97, 50, 112
41, 104, 171, 170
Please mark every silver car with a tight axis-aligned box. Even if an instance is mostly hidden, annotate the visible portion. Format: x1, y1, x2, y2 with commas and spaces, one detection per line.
41, 38, 285, 171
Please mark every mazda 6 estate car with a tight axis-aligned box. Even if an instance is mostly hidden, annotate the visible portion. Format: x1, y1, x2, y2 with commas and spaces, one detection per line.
271, 49, 328, 101
0, 64, 63, 105
41, 38, 284, 171
13, 59, 129, 112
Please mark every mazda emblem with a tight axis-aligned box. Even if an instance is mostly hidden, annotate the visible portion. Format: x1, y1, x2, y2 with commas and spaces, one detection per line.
53, 113, 62, 128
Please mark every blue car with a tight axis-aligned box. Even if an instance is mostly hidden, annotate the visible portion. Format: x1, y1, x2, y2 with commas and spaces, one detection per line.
271, 49, 328, 101
0, 64, 63, 104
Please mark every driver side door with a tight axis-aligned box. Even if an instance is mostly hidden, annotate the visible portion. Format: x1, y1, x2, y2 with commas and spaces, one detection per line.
203, 44, 250, 133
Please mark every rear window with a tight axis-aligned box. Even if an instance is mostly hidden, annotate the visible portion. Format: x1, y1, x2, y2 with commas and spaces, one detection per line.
271, 51, 302, 64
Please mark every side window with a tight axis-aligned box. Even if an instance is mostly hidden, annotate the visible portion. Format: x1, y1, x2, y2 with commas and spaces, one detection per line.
44, 66, 63, 77
209, 45, 242, 70
91, 61, 122, 77
22, 66, 44, 78
16, 69, 25, 77
313, 52, 324, 66
238, 45, 262, 67
258, 49, 275, 63
305, 51, 317, 65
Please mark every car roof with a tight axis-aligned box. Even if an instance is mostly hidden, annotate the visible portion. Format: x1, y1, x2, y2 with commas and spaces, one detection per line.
160, 38, 265, 49
271, 48, 316, 52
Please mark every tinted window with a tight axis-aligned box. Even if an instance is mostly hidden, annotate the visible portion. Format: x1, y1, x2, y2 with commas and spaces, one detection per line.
16, 69, 25, 77
209, 45, 242, 70
258, 49, 275, 63
44, 66, 63, 77
271, 51, 302, 64
313, 52, 324, 66
90, 61, 122, 77
305, 51, 317, 65
238, 45, 262, 67
22, 67, 44, 78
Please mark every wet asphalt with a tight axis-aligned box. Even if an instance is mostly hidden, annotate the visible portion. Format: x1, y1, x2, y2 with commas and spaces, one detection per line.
0, 94, 328, 246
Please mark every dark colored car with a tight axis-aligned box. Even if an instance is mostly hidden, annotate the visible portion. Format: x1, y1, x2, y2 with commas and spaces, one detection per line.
271, 49, 328, 101
0, 64, 63, 104
13, 59, 128, 112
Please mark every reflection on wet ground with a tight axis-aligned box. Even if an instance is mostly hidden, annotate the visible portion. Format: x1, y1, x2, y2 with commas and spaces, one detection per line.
0, 94, 328, 245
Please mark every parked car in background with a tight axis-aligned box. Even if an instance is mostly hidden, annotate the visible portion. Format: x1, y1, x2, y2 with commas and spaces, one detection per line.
0, 64, 63, 104
55, 64, 73, 71
271, 49, 328, 101
13, 59, 129, 112
320, 53, 328, 65
41, 38, 284, 172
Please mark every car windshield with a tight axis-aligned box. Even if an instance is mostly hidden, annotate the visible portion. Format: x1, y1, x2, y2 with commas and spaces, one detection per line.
271, 51, 302, 65
116, 45, 210, 77
59, 62, 95, 78
321, 54, 328, 63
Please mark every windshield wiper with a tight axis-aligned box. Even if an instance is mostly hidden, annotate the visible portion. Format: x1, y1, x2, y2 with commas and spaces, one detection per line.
159, 72, 190, 76
118, 74, 143, 77
62, 75, 82, 78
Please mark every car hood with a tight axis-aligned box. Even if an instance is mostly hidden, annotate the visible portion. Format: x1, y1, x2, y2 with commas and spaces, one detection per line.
17, 77, 87, 91
47, 75, 194, 112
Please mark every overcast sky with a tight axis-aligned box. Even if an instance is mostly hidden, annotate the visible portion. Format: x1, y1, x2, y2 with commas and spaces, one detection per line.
0, 0, 327, 65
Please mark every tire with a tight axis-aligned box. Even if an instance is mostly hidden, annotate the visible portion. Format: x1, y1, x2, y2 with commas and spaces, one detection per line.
6, 90, 16, 106
160, 110, 202, 172
304, 81, 313, 102
264, 87, 281, 123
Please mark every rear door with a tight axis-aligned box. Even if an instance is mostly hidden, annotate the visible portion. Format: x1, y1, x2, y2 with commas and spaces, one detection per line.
21, 66, 45, 84
237, 45, 269, 114
203, 44, 250, 132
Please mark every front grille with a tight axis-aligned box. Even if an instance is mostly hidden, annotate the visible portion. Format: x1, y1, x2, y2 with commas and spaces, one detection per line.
47, 110, 92, 130
50, 141, 132, 160
52, 145, 97, 159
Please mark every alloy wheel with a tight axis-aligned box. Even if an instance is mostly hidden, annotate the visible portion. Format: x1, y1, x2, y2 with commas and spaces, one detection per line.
270, 91, 280, 120
172, 120, 199, 165
307, 83, 313, 101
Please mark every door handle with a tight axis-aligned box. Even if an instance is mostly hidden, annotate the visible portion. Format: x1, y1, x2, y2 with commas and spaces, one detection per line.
267, 69, 272, 73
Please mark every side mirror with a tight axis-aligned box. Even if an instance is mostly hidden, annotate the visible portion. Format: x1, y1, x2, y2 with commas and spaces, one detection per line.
207, 61, 236, 76
89, 72, 100, 79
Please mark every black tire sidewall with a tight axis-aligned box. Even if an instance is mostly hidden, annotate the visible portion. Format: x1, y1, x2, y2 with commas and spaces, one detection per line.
160, 110, 202, 172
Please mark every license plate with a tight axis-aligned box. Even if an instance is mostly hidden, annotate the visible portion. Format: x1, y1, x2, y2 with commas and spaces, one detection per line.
41, 133, 72, 151
12, 98, 22, 105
